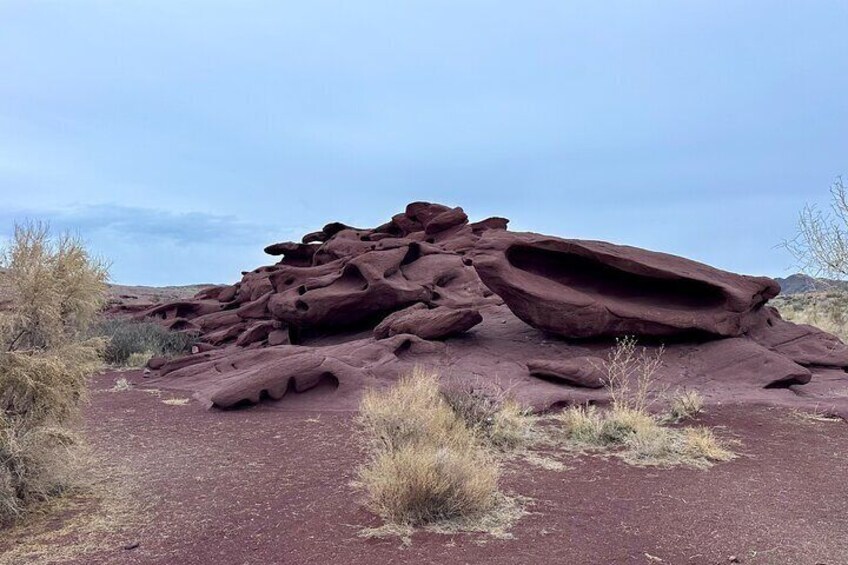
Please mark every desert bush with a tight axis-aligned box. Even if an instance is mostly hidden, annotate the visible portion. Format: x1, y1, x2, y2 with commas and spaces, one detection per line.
784, 176, 848, 279
358, 369, 472, 453
669, 390, 704, 422
1, 222, 108, 351
357, 368, 501, 526
94, 318, 197, 366
440, 377, 532, 450
0, 223, 107, 523
359, 442, 498, 525
0, 344, 102, 430
0, 417, 80, 518
555, 338, 733, 468
774, 292, 848, 342
602, 335, 664, 413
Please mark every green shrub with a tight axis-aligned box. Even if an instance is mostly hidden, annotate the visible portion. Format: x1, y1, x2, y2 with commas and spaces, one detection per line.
93, 319, 198, 366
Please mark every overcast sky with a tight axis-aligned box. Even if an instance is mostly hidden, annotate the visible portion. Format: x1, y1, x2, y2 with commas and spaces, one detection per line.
1, 1, 846, 285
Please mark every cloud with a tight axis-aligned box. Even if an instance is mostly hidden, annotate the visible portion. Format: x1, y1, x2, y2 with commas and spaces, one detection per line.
0, 203, 285, 247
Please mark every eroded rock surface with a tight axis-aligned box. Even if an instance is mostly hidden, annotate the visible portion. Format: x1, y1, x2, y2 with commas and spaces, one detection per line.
374, 304, 482, 340
473, 231, 779, 339
527, 358, 606, 389
107, 201, 848, 417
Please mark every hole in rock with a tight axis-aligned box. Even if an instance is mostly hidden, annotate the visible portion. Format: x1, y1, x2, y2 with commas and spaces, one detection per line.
296, 300, 309, 311
764, 375, 809, 389
506, 244, 727, 311
393, 338, 413, 357
462, 258, 473, 266
401, 243, 421, 266
435, 274, 455, 288
285, 372, 340, 394
297, 285, 307, 295
529, 372, 597, 389
337, 264, 369, 291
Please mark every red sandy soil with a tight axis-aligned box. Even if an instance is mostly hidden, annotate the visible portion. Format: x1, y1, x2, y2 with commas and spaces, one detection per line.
16, 371, 839, 565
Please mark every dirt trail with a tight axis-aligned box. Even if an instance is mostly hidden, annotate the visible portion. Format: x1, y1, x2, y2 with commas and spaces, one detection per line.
7, 371, 838, 565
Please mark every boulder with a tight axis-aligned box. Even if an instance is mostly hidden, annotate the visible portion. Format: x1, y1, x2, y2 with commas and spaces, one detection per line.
527, 357, 606, 388
473, 231, 779, 339
374, 304, 482, 340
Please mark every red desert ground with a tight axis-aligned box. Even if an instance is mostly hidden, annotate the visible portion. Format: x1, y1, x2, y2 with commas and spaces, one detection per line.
2, 202, 847, 564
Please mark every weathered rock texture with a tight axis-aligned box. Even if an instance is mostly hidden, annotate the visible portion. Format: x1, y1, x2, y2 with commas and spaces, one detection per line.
110, 202, 848, 419
473, 231, 779, 339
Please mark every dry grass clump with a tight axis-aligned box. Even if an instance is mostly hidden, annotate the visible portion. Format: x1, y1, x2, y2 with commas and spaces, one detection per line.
111, 377, 132, 392
359, 443, 499, 526
161, 398, 190, 406
357, 368, 505, 528
669, 390, 704, 422
773, 291, 848, 341
681, 427, 735, 461
555, 337, 734, 468
125, 351, 154, 369
0, 223, 108, 524
440, 377, 533, 450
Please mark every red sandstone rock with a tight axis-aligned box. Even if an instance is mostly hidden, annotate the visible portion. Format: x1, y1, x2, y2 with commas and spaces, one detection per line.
472, 231, 779, 339
527, 358, 606, 388
374, 304, 482, 340
120, 201, 848, 417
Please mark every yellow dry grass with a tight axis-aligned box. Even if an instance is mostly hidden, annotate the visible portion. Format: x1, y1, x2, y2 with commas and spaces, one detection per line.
554, 338, 735, 469
357, 368, 529, 534
669, 390, 704, 422
357, 368, 502, 527
1, 222, 109, 524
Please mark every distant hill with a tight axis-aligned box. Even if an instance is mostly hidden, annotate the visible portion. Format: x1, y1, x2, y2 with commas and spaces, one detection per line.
0, 267, 214, 309
775, 274, 848, 295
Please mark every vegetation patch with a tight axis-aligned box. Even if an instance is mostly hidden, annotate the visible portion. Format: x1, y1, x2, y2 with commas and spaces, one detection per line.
668, 390, 704, 422
555, 337, 736, 469
441, 377, 535, 450
93, 318, 197, 367
356, 368, 527, 536
0, 222, 108, 524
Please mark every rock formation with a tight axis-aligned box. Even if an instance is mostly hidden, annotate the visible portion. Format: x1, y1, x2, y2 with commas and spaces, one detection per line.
472, 231, 778, 339
110, 202, 848, 418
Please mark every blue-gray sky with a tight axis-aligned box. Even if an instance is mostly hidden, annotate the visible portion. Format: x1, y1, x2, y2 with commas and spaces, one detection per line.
1, 1, 846, 285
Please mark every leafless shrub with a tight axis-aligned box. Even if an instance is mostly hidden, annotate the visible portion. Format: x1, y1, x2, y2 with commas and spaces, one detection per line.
603, 335, 664, 414
555, 338, 734, 468
784, 177, 848, 280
